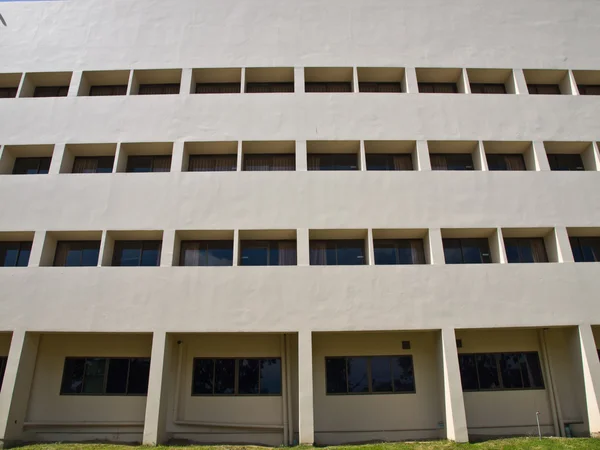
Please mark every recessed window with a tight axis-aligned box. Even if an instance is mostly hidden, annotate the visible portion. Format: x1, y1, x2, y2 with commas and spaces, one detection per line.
126, 155, 171, 173
470, 83, 506, 94
196, 83, 240, 94
444, 238, 491, 264
192, 358, 281, 396
374, 239, 425, 265
569, 237, 600, 263
18, 72, 72, 98
12, 157, 51, 175
34, 86, 69, 97
183, 142, 238, 172
366, 154, 412, 171
308, 154, 358, 171
53, 241, 100, 267
417, 68, 464, 93
431, 154, 473, 171
486, 154, 526, 171
138, 83, 179, 95
89, 85, 127, 96
112, 240, 161, 266
528, 84, 561, 95
60, 357, 150, 395
547, 154, 584, 171
504, 238, 548, 263
524, 69, 571, 95
310, 240, 365, 265
0, 356, 6, 389
325, 356, 415, 394
243, 154, 295, 171
132, 69, 181, 95
245, 68, 294, 93
0, 241, 31, 267
0, 87, 17, 98
78, 70, 130, 96
419, 82, 457, 93
357, 68, 404, 93
240, 240, 297, 266
459, 352, 544, 391
0, 73, 21, 98
305, 67, 353, 93
467, 69, 514, 94
180, 240, 233, 266
194, 68, 241, 94
573, 70, 600, 95
72, 156, 114, 174
188, 155, 237, 172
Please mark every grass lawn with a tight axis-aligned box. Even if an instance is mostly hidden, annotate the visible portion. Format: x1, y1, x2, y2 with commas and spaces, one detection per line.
12, 438, 600, 450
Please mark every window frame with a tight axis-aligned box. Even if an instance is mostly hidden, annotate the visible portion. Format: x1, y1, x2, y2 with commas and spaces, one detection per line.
570, 236, 600, 263
373, 239, 426, 265
443, 238, 492, 264
239, 240, 297, 266
418, 82, 458, 93
307, 153, 358, 171
112, 240, 162, 267
89, 85, 128, 96
179, 240, 234, 267
53, 240, 101, 267
358, 82, 402, 93
126, 155, 172, 173
72, 156, 115, 174
365, 153, 413, 171
486, 153, 526, 171
504, 237, 549, 263
12, 157, 51, 175
242, 154, 296, 171
137, 83, 180, 95
245, 82, 294, 93
188, 154, 237, 172
470, 83, 507, 94
310, 239, 366, 266
0, 241, 32, 267
305, 82, 353, 93
527, 84, 561, 95
33, 85, 69, 98
0, 87, 18, 99
195, 83, 241, 94
547, 153, 585, 171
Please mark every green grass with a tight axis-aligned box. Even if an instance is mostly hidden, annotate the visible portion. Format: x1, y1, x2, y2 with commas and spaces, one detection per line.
12, 438, 600, 450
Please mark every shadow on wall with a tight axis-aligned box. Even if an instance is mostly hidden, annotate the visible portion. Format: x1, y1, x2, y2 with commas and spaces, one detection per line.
0, 14, 6, 26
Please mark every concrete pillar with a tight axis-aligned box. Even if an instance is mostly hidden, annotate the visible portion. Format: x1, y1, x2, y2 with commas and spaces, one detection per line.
143, 331, 172, 445
403, 67, 419, 93
160, 230, 176, 267
352, 67, 359, 93
547, 227, 574, 263
560, 70, 578, 96
294, 67, 305, 94
532, 141, 551, 171
236, 141, 243, 171
98, 230, 114, 266
180, 68, 194, 95
171, 141, 185, 172
359, 140, 367, 171
0, 330, 40, 448
296, 140, 307, 171
366, 229, 375, 265
298, 330, 314, 445
582, 142, 600, 171
512, 69, 529, 95
48, 143, 66, 175
68, 71, 84, 97
232, 229, 241, 266
426, 228, 445, 264
490, 228, 508, 264
297, 228, 310, 266
439, 328, 469, 442
27, 230, 47, 267
577, 324, 600, 437
457, 68, 471, 94
415, 140, 432, 171
473, 141, 488, 171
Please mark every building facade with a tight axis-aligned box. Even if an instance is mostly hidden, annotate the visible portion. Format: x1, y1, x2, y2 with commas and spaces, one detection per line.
1, 0, 600, 446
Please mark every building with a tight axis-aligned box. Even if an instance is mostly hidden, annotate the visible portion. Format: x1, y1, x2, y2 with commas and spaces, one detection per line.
1, 0, 600, 446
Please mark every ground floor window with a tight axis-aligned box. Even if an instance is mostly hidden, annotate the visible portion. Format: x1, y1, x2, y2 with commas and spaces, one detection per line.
325, 355, 415, 394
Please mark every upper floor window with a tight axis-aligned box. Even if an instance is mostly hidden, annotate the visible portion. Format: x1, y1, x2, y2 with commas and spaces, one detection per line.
443, 238, 491, 264
126, 155, 171, 173
570, 237, 600, 263
504, 238, 548, 263
359, 82, 402, 93
0, 87, 17, 98
188, 155, 237, 172
366, 154, 412, 171
486, 154, 526, 171
240, 240, 297, 266
72, 156, 114, 174
374, 239, 425, 265
0, 356, 6, 389
431, 154, 473, 171
246, 82, 294, 93
308, 154, 358, 171
54, 241, 100, 267
138, 83, 180, 95
547, 154, 584, 171
243, 154, 295, 171
192, 358, 281, 396
180, 240, 233, 266
310, 240, 365, 265
527, 84, 560, 95
89, 85, 127, 96
112, 240, 161, 266
326, 356, 415, 394
0, 241, 31, 267
60, 357, 150, 395
33, 86, 69, 97
470, 83, 506, 94
459, 352, 544, 391
306, 82, 352, 93
578, 85, 600, 95
12, 157, 51, 175
418, 82, 457, 93
196, 83, 240, 94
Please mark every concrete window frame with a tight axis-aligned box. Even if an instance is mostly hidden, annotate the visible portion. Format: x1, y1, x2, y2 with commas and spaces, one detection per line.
18, 71, 73, 98
77, 70, 130, 97
241, 141, 296, 171
37, 231, 103, 267
0, 73, 22, 99
482, 141, 538, 171
192, 68, 242, 94
572, 70, 600, 95
115, 142, 174, 173
245, 67, 294, 93
364, 140, 417, 171
427, 140, 483, 171
523, 69, 576, 95
0, 144, 55, 175
441, 228, 504, 264
357, 67, 405, 93
416, 67, 469, 94
129, 69, 182, 96
307, 140, 361, 171
182, 141, 238, 172
173, 230, 235, 267
304, 67, 354, 93
543, 141, 600, 171
467, 68, 516, 94
59, 143, 118, 174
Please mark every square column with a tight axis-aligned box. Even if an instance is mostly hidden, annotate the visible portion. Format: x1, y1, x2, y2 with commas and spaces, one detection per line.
577, 324, 600, 437
0, 331, 40, 448
298, 330, 314, 445
143, 331, 172, 445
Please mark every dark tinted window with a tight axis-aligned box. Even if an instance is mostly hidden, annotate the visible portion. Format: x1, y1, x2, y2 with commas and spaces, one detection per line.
470, 83, 506, 94
359, 82, 402, 93
72, 156, 114, 173
504, 238, 548, 263
578, 85, 600, 95
486, 154, 526, 171
310, 240, 365, 265
459, 352, 544, 391
180, 240, 233, 266
430, 154, 473, 171
13, 157, 51, 175
196, 83, 241, 94
138, 84, 180, 95
570, 237, 600, 262
112, 240, 161, 267
54, 241, 100, 267
33, 86, 69, 97
0, 356, 7, 390
126, 155, 171, 173
188, 155, 237, 172
246, 83, 294, 93
528, 84, 561, 95
89, 85, 127, 96
418, 82, 458, 93
0, 241, 32, 267
366, 154, 413, 171
374, 239, 425, 265
243, 154, 295, 171
548, 154, 585, 171
443, 238, 492, 264
308, 154, 358, 171
305, 82, 352, 93
240, 240, 296, 266
0, 87, 17, 99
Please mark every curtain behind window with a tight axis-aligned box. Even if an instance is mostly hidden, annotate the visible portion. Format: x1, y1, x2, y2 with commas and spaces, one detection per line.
410, 240, 426, 264
152, 156, 171, 172
530, 238, 548, 262
434, 83, 457, 93
181, 241, 202, 266
393, 155, 413, 171
430, 155, 447, 170
309, 241, 327, 265
278, 241, 297, 265
72, 158, 99, 174
505, 155, 526, 171
308, 155, 321, 171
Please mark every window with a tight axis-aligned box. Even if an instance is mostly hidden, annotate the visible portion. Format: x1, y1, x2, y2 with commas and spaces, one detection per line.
243, 154, 295, 171
246, 83, 294, 93
0, 356, 6, 390
443, 238, 492, 264
0, 242, 31, 267
359, 82, 402, 93
459, 352, 544, 391
192, 358, 281, 396
240, 241, 297, 266
366, 154, 412, 171
126, 155, 171, 173
470, 83, 506, 94
60, 357, 150, 395
374, 239, 425, 265
54, 241, 100, 267
527, 84, 561, 95
33, 86, 69, 97
504, 238, 548, 263
72, 156, 114, 174
188, 155, 237, 172
305, 82, 352, 93
325, 356, 415, 394
547, 154, 584, 171
0, 87, 17, 98
89, 85, 127, 96
308, 154, 358, 171
196, 83, 241, 94
418, 82, 458, 93
578, 85, 600, 95
12, 157, 51, 175
310, 240, 365, 265
486, 154, 526, 171
180, 240, 233, 266
138, 84, 180, 95
112, 241, 161, 266
430, 154, 473, 171
570, 237, 600, 262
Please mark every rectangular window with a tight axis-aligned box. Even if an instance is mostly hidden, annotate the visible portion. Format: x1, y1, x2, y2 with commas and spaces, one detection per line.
0, 241, 32, 267
418, 82, 458, 93
430, 154, 473, 171
359, 82, 402, 93
54, 241, 100, 267
246, 83, 294, 93
486, 154, 526, 171
126, 155, 171, 173
112, 241, 162, 267
310, 240, 365, 265
192, 358, 281, 396
459, 352, 545, 391
570, 237, 600, 263
188, 155, 237, 172
12, 157, 51, 175
373, 239, 425, 265
33, 86, 69, 97
470, 83, 507, 94
443, 238, 492, 264
243, 154, 295, 171
72, 156, 114, 174
527, 84, 561, 95
196, 83, 241, 94
578, 85, 600, 95
138, 84, 180, 95
240, 240, 297, 266
0, 87, 17, 98
0, 356, 6, 390
60, 357, 150, 395
180, 240, 234, 266
308, 154, 358, 171
305, 82, 352, 93
548, 154, 585, 171
89, 85, 127, 96
366, 154, 413, 171
325, 355, 415, 395
504, 238, 548, 263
